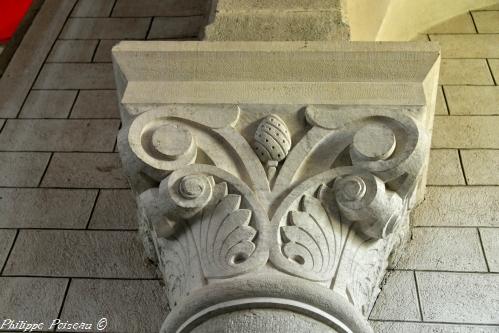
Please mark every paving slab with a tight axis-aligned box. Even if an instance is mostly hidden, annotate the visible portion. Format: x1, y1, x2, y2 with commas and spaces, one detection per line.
371, 321, 499, 333
416, 272, 499, 324
93, 39, 120, 62
3, 230, 157, 278
60, 279, 168, 333
0, 152, 50, 186
47, 40, 98, 63
0, 119, 119, 151
88, 189, 137, 229
0, 230, 17, 269
445, 86, 499, 115
19, 90, 77, 118
70, 90, 119, 118
426, 13, 477, 33
0, 277, 68, 326
429, 34, 499, 58
461, 150, 499, 185
60, 18, 151, 39
0, 0, 77, 118
432, 116, 499, 148
0, 188, 96, 228
112, 0, 206, 17
440, 59, 494, 85
427, 149, 465, 185
479, 228, 499, 272
397, 228, 487, 271
413, 186, 499, 227
369, 271, 421, 321
41, 153, 128, 188
71, 0, 116, 17
472, 11, 499, 33
148, 16, 204, 39
34, 63, 115, 89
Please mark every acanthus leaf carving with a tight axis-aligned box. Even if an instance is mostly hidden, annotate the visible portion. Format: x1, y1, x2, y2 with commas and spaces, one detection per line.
193, 181, 258, 278
280, 192, 337, 280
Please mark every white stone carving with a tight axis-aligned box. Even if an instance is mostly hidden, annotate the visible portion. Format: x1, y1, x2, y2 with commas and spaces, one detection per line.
112, 41, 440, 333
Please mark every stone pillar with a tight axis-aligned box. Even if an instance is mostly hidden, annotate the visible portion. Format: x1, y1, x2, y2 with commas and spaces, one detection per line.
112, 41, 440, 332
204, 0, 350, 41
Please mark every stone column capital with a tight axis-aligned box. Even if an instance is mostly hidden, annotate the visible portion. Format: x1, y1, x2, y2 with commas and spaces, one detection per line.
112, 41, 440, 333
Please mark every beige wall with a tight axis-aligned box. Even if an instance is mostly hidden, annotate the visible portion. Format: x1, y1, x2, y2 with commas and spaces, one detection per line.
347, 0, 499, 41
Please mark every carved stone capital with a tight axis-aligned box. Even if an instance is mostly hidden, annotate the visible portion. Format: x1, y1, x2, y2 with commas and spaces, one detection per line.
112, 41, 440, 333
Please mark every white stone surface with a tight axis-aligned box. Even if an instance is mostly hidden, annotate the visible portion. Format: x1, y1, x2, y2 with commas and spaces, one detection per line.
112, 41, 439, 333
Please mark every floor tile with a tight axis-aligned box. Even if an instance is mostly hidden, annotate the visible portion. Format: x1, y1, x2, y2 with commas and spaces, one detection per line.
397, 228, 487, 271
429, 34, 499, 58
41, 153, 129, 188
47, 40, 98, 62
148, 16, 203, 39
413, 187, 499, 227
0, 152, 50, 186
440, 59, 493, 85
3, 230, 157, 278
432, 116, 499, 148
0, 230, 17, 269
416, 272, 499, 324
0, 277, 68, 326
370, 321, 499, 333
0, 0, 77, 118
445, 86, 499, 115
70, 90, 119, 118
34, 63, 115, 89
426, 13, 476, 33
112, 0, 206, 17
60, 18, 150, 39
60, 279, 168, 333
369, 271, 421, 321
427, 149, 465, 185
93, 39, 120, 62
479, 228, 499, 272
472, 11, 499, 33
71, 0, 116, 17
0, 119, 119, 151
19, 90, 77, 118
88, 190, 137, 229
0, 188, 97, 228
461, 150, 499, 185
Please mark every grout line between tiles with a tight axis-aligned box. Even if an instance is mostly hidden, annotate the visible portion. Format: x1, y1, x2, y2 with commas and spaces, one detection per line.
413, 271, 424, 321
477, 228, 491, 272
0, 229, 19, 275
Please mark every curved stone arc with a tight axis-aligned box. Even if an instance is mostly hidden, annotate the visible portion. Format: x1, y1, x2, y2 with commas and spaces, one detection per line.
273, 126, 331, 193
160, 274, 374, 333
164, 164, 271, 278
125, 106, 270, 198
215, 126, 270, 195
305, 106, 429, 182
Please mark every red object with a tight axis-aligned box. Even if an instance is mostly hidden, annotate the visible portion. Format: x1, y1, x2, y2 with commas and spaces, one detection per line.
0, 0, 33, 44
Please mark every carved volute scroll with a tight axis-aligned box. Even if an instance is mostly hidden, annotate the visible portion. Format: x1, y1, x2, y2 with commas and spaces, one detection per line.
113, 41, 440, 333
